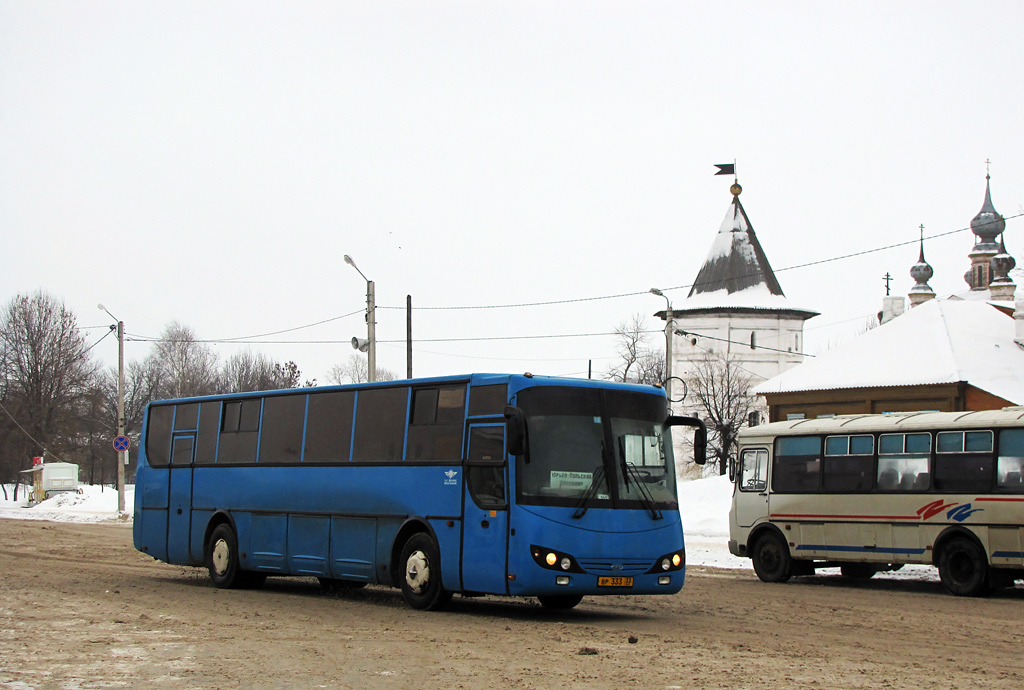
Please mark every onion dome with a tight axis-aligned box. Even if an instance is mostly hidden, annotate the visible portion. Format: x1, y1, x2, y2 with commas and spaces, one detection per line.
909, 227, 935, 307
971, 174, 1005, 250
989, 235, 1018, 301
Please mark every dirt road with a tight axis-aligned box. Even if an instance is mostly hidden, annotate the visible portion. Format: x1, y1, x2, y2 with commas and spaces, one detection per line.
0, 519, 1021, 689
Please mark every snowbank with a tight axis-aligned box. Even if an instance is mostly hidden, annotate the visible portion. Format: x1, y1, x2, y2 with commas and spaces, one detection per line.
0, 484, 134, 523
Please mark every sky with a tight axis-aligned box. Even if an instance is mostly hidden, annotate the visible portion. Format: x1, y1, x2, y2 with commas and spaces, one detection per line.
2, 1, 1023, 386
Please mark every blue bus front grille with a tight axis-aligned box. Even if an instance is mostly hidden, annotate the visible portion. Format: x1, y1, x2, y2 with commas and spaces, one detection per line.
579, 560, 652, 574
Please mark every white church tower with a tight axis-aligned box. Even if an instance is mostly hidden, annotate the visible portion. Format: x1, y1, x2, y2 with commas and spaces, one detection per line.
655, 179, 817, 415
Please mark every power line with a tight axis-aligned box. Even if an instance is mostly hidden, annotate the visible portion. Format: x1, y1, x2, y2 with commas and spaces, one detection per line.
374, 213, 1023, 311
108, 213, 1022, 348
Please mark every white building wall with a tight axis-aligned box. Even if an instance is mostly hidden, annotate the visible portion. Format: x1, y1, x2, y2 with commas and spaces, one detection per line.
667, 310, 811, 478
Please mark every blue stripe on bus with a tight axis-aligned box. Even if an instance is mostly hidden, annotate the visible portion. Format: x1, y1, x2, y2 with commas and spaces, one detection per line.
795, 544, 928, 555
992, 551, 1024, 559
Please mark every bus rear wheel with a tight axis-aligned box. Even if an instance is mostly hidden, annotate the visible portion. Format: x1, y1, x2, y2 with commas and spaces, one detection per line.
399, 533, 452, 611
751, 532, 792, 583
938, 537, 990, 597
537, 595, 583, 610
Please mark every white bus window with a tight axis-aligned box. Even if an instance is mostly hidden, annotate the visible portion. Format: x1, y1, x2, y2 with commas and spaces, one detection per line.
772, 436, 821, 493
739, 449, 768, 492
997, 429, 1024, 491
934, 430, 994, 493
823, 435, 874, 492
877, 455, 929, 492
878, 434, 931, 491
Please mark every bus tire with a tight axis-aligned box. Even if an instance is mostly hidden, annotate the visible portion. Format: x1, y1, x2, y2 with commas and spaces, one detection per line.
537, 595, 583, 610
207, 523, 245, 589
751, 532, 792, 583
399, 533, 452, 611
938, 537, 990, 597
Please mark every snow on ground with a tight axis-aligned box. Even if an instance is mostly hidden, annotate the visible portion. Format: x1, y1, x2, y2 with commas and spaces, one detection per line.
1, 476, 938, 580
0, 484, 134, 523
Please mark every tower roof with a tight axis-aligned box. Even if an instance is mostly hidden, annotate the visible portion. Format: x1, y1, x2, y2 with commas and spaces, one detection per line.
688, 191, 785, 298
674, 185, 816, 319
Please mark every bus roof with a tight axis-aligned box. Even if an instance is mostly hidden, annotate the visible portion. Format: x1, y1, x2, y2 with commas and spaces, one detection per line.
148, 373, 667, 406
738, 407, 1024, 440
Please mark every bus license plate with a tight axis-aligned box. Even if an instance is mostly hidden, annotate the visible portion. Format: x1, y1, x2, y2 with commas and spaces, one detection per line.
597, 576, 633, 588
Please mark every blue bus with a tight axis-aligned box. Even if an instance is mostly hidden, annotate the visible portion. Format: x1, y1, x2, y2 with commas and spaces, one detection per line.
133, 373, 706, 610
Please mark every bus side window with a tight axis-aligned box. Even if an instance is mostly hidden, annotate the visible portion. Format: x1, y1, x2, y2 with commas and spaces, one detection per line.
407, 385, 466, 462
145, 405, 174, 466
996, 428, 1024, 492
739, 449, 768, 492
772, 436, 821, 493
304, 390, 355, 464
466, 426, 506, 508
218, 399, 261, 464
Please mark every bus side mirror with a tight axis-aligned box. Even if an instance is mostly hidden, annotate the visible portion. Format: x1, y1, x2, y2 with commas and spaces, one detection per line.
666, 415, 707, 466
504, 406, 527, 458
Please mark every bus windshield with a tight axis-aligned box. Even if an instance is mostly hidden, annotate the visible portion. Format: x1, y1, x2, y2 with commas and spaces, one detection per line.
515, 386, 677, 509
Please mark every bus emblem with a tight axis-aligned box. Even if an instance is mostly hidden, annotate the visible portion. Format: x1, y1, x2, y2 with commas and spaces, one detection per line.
444, 469, 459, 486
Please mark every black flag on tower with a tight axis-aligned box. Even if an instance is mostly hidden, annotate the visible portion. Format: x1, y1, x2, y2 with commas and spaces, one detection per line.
714, 163, 735, 176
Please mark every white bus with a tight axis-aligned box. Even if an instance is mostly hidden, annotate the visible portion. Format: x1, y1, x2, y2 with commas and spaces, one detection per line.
729, 408, 1024, 596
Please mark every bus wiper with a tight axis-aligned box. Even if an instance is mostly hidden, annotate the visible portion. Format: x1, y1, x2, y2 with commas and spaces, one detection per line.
623, 462, 662, 520
572, 464, 606, 519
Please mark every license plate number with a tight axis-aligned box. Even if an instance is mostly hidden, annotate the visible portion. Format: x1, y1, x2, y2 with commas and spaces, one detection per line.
597, 576, 633, 587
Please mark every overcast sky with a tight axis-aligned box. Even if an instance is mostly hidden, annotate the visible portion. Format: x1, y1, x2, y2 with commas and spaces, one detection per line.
2, 1, 1022, 385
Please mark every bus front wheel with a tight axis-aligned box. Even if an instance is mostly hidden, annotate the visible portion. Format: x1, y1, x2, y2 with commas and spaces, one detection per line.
938, 537, 990, 597
399, 533, 452, 611
207, 524, 243, 589
751, 532, 792, 583
206, 524, 265, 589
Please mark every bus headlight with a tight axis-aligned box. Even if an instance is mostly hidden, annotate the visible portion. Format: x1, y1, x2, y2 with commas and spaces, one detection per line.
531, 545, 584, 573
646, 550, 685, 574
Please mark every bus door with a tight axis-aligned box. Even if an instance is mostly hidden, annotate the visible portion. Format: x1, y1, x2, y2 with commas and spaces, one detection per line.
461, 423, 509, 594
167, 433, 196, 564
735, 448, 770, 528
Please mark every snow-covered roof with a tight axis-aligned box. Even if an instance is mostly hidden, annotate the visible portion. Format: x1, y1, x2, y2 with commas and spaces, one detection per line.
687, 194, 783, 298
676, 192, 817, 317
753, 299, 1024, 404
674, 283, 817, 315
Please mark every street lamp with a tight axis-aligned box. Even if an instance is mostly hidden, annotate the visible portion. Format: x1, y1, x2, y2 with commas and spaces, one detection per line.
344, 255, 376, 383
649, 288, 673, 404
98, 303, 126, 516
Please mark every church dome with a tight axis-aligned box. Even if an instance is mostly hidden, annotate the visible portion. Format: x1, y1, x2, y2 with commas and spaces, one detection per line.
971, 175, 1005, 248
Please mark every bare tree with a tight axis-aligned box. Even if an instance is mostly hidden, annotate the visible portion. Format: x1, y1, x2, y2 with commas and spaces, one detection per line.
326, 354, 398, 384
221, 350, 303, 392
605, 313, 664, 385
0, 290, 100, 482
148, 321, 220, 400
686, 351, 758, 476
